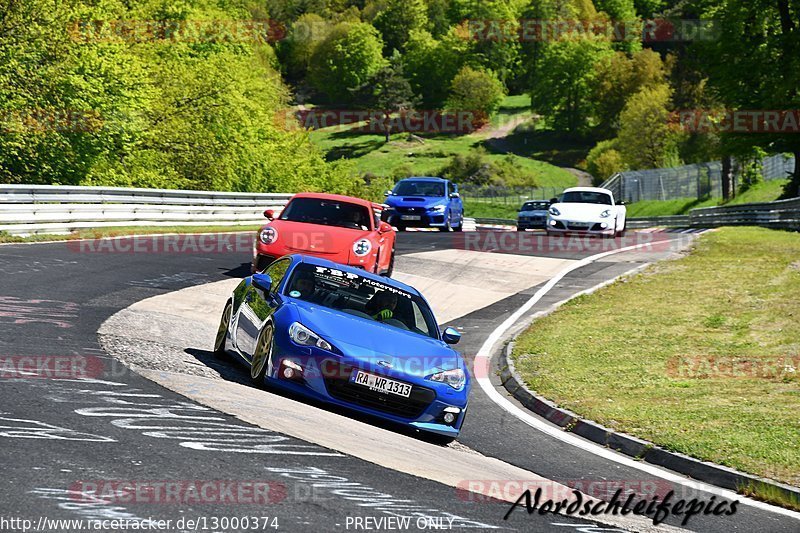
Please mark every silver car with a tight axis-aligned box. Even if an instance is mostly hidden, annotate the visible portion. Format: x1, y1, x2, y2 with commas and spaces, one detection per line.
516, 201, 551, 231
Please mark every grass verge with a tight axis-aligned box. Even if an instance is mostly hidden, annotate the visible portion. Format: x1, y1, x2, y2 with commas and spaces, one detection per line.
0, 225, 261, 244
511, 227, 800, 507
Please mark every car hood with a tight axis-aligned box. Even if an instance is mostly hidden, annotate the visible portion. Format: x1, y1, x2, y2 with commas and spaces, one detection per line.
551, 203, 612, 220
290, 302, 462, 376
264, 220, 371, 254
385, 196, 447, 209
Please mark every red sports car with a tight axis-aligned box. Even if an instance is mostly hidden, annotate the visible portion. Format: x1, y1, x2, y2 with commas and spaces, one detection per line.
252, 193, 397, 276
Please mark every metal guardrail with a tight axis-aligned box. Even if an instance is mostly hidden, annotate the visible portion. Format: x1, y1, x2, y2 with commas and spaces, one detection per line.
2, 184, 797, 236
626, 215, 690, 229
689, 197, 800, 230
0, 185, 292, 235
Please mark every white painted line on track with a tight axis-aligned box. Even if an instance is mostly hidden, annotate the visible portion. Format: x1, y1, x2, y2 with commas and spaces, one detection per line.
472, 239, 800, 521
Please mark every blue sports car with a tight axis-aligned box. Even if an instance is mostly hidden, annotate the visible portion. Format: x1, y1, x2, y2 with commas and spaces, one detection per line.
213, 254, 469, 441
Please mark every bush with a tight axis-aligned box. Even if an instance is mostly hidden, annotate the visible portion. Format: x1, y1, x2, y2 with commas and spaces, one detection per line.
586, 140, 628, 184
439, 149, 535, 187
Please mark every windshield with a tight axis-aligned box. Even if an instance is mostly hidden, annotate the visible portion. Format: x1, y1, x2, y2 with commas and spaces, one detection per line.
560, 191, 613, 205
285, 264, 439, 339
280, 198, 371, 230
521, 202, 550, 211
393, 180, 445, 197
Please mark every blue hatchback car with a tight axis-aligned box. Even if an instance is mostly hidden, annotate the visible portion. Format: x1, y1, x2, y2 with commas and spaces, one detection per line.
214, 254, 470, 441
382, 177, 464, 231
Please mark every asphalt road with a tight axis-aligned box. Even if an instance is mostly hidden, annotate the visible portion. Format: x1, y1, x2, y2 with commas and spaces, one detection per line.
0, 230, 796, 532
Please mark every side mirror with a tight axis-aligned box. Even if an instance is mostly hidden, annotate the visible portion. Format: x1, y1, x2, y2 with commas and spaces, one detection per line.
549, 198, 558, 205
378, 221, 393, 234
384, 190, 393, 197
263, 209, 274, 220
251, 273, 273, 293
449, 192, 460, 199
442, 327, 461, 345
617, 200, 626, 206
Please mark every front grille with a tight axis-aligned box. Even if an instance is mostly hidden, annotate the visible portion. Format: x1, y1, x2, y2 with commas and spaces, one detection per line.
396, 207, 425, 214
323, 363, 435, 419
591, 223, 605, 231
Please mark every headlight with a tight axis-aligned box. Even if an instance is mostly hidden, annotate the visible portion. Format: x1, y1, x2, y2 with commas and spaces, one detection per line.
288, 322, 333, 352
429, 368, 466, 390
430, 204, 446, 213
549, 207, 560, 216
600, 210, 611, 218
353, 238, 371, 256
259, 226, 278, 245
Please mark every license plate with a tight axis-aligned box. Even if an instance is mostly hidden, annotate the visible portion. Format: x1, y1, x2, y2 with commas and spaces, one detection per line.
352, 370, 412, 398
401, 215, 421, 221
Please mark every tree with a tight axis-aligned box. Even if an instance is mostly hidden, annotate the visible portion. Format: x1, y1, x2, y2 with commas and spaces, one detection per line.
309, 22, 386, 103
444, 66, 506, 127
372, 0, 429, 53
617, 84, 681, 169
351, 53, 419, 142
593, 48, 666, 137
697, 0, 800, 198
280, 13, 332, 81
529, 36, 613, 135
403, 28, 469, 107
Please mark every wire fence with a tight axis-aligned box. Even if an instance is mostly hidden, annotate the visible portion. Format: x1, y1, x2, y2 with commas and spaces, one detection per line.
459, 185, 566, 206
602, 154, 794, 203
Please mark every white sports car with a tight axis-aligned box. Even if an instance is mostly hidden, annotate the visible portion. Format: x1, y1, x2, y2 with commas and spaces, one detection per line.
546, 187, 627, 238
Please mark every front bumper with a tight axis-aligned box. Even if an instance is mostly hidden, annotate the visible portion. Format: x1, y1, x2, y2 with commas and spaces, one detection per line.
517, 216, 547, 229
382, 209, 448, 228
266, 340, 469, 437
546, 218, 615, 236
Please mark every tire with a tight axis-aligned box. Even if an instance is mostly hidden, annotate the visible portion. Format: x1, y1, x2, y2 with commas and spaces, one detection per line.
438, 214, 451, 232
396, 224, 406, 232
373, 250, 381, 274
383, 247, 395, 277
213, 301, 233, 358
616, 220, 627, 238
516, 226, 523, 232
249, 322, 274, 385
453, 213, 463, 232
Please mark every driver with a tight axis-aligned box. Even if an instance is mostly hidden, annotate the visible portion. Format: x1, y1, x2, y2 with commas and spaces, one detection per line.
291, 272, 317, 301
367, 290, 398, 321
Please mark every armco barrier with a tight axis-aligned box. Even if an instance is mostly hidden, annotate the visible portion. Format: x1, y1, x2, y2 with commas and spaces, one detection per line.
0, 185, 292, 235
2, 184, 798, 236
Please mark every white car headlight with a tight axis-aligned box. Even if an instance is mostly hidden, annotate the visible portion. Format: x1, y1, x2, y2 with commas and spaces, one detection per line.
259, 226, 278, 245
430, 204, 446, 213
549, 207, 560, 216
288, 322, 333, 352
429, 368, 466, 390
353, 238, 371, 256
600, 210, 611, 218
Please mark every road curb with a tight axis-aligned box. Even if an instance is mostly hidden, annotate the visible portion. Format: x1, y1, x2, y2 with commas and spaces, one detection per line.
499, 334, 800, 507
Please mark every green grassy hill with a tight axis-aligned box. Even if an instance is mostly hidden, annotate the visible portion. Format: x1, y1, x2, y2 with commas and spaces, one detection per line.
307, 95, 577, 188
